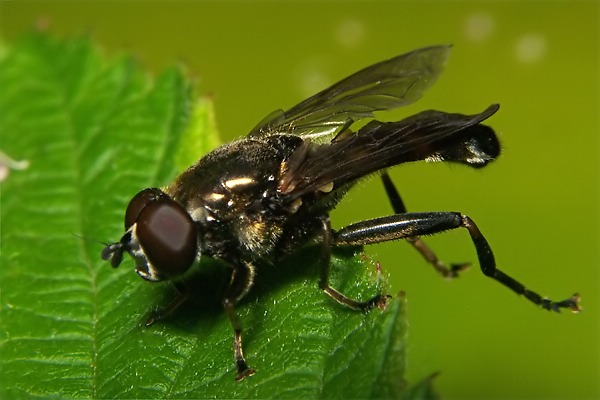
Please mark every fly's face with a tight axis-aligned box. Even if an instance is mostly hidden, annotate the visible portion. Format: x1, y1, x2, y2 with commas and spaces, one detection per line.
102, 188, 198, 282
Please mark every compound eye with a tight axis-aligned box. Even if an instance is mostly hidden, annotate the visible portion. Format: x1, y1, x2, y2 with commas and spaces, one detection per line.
124, 188, 169, 230
136, 198, 197, 279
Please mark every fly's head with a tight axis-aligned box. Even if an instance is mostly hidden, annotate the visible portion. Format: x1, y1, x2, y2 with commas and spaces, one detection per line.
101, 188, 198, 282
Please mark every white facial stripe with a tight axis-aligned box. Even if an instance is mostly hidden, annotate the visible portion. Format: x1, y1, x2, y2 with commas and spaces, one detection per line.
130, 224, 162, 282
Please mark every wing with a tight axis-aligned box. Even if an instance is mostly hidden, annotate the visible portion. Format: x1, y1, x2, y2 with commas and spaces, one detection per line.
278, 104, 500, 199
248, 45, 451, 142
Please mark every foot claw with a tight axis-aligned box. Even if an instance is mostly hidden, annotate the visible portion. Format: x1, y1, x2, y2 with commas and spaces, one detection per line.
450, 262, 471, 275
235, 364, 256, 381
543, 293, 581, 313
367, 294, 392, 310
560, 293, 581, 313
144, 310, 162, 327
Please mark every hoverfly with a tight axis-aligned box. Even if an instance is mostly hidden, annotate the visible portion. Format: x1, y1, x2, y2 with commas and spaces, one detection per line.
101, 45, 580, 381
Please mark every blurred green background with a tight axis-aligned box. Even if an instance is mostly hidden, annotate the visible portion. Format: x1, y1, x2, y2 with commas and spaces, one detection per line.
1, 1, 597, 398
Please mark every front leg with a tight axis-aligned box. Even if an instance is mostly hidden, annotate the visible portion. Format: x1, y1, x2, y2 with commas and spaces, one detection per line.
223, 262, 257, 381
334, 212, 580, 312
145, 281, 190, 326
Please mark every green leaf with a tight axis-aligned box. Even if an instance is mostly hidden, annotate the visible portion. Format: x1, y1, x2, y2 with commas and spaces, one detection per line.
0, 33, 417, 398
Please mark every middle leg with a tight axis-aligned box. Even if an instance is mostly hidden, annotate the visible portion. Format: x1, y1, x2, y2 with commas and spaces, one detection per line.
223, 262, 257, 381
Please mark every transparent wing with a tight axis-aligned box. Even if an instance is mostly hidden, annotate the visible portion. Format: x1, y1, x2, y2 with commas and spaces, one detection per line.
248, 45, 451, 142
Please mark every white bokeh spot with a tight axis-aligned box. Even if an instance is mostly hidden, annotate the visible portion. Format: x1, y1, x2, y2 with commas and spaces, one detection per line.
465, 12, 495, 42
515, 34, 547, 64
335, 18, 366, 48
295, 61, 330, 99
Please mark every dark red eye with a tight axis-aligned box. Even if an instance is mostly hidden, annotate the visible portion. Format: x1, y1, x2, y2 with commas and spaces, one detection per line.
136, 197, 197, 279
124, 188, 169, 230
